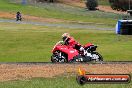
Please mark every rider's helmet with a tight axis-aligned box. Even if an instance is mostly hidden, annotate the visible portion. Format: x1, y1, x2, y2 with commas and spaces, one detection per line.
62, 33, 70, 41
17, 12, 20, 15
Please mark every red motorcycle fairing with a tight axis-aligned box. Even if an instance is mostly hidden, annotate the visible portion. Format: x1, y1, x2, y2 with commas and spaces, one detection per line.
52, 44, 79, 61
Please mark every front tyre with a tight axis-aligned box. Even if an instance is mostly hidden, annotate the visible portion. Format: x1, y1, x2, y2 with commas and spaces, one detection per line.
51, 54, 58, 63
51, 53, 67, 63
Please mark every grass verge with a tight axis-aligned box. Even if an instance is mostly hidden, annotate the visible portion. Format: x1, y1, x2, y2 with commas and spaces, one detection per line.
0, 76, 131, 88
0, 22, 132, 62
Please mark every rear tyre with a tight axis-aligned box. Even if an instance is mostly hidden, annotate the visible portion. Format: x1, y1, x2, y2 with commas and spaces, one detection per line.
91, 52, 103, 62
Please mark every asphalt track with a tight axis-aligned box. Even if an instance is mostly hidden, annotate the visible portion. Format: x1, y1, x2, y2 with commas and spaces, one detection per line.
0, 61, 131, 65
0, 19, 114, 30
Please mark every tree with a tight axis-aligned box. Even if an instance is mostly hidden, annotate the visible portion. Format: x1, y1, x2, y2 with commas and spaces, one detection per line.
49, 0, 54, 3
86, 0, 98, 10
109, 0, 132, 11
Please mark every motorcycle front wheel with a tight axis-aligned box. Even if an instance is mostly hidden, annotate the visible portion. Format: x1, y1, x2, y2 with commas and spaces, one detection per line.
51, 54, 67, 63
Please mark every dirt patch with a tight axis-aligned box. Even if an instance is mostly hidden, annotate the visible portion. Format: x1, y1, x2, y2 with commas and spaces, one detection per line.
0, 11, 65, 23
0, 63, 132, 82
0, 12, 15, 19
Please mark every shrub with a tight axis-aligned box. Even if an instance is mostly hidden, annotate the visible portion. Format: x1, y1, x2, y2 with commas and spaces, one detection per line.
86, 0, 98, 10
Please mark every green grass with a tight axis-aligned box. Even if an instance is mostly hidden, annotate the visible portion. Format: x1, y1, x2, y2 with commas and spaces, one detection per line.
99, 0, 110, 6
0, 22, 132, 62
0, 0, 127, 26
0, 76, 131, 88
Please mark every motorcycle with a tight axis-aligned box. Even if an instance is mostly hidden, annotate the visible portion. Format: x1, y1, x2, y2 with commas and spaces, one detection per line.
51, 41, 103, 63
16, 12, 22, 21
16, 15, 22, 21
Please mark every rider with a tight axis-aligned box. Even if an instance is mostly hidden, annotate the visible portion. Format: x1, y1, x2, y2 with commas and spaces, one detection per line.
61, 33, 91, 62
61, 33, 84, 52
16, 12, 22, 21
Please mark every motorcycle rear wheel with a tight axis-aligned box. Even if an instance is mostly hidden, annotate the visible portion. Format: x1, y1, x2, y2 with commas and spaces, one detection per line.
91, 52, 103, 62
